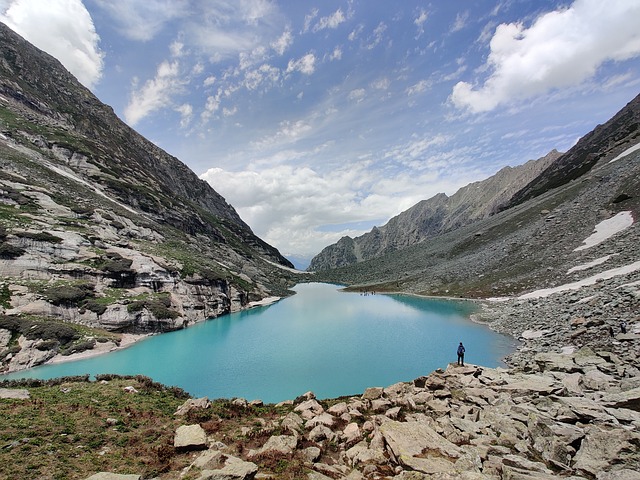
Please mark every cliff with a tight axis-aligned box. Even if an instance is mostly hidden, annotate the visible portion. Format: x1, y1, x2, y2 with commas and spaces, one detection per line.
0, 22, 302, 373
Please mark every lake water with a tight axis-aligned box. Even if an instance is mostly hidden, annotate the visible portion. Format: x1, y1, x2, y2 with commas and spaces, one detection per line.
2, 283, 516, 403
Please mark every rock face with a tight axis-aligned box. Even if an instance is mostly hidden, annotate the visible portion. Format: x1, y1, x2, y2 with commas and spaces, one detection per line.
0, 23, 303, 372
308, 150, 560, 271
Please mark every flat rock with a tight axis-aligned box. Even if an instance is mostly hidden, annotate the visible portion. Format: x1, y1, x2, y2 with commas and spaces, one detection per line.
84, 474, 141, 480
0, 388, 30, 399
379, 420, 461, 474
174, 424, 208, 451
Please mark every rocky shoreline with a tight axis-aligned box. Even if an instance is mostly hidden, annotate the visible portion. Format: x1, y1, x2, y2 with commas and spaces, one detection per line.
56, 270, 636, 480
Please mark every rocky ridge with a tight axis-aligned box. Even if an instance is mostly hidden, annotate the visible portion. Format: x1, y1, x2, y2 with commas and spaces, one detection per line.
309, 151, 561, 272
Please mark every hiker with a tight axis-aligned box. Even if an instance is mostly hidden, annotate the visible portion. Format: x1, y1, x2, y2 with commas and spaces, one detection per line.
457, 342, 465, 366
609, 326, 615, 337
620, 321, 627, 334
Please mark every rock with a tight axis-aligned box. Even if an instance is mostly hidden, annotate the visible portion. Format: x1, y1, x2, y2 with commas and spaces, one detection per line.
301, 446, 321, 463
307, 425, 335, 442
84, 474, 141, 480
281, 411, 304, 434
327, 402, 348, 416
175, 397, 211, 416
362, 387, 383, 400
600, 387, 640, 411
379, 420, 461, 474
345, 441, 387, 467
174, 424, 208, 451
342, 422, 362, 447
573, 425, 640, 477
294, 399, 324, 419
0, 388, 30, 399
248, 435, 297, 459
197, 459, 258, 480
305, 412, 335, 429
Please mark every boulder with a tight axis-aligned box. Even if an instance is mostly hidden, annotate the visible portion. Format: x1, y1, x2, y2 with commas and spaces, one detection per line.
197, 459, 258, 480
362, 387, 384, 400
573, 425, 640, 477
379, 420, 461, 474
342, 422, 362, 447
174, 424, 208, 451
175, 397, 211, 416
0, 388, 30, 399
600, 387, 640, 411
248, 435, 297, 459
84, 474, 141, 480
294, 399, 324, 419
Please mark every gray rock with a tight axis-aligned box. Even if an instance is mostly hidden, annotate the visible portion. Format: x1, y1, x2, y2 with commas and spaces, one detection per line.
85, 474, 141, 480
0, 388, 30, 399
174, 424, 208, 451
379, 420, 461, 474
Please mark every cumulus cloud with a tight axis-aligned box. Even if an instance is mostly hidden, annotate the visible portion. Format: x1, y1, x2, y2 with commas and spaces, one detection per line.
451, 0, 640, 113
125, 60, 187, 125
0, 0, 104, 89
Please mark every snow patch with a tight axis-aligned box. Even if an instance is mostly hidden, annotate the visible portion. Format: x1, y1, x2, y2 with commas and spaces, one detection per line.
519, 261, 640, 299
609, 142, 640, 163
566, 254, 616, 274
573, 211, 633, 251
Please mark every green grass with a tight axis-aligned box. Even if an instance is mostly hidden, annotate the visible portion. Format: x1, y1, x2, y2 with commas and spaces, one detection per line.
0, 376, 189, 479
0, 377, 312, 480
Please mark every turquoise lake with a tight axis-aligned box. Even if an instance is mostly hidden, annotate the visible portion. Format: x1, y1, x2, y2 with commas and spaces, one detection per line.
2, 283, 516, 403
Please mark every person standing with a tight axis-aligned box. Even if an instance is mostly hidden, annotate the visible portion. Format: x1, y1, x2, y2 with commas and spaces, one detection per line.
457, 342, 465, 366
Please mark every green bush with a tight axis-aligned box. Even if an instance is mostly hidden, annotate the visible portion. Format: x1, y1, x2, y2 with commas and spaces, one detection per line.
0, 242, 25, 259
35, 339, 59, 351
16, 231, 63, 243
43, 282, 94, 307
24, 323, 79, 345
82, 298, 107, 316
60, 339, 95, 356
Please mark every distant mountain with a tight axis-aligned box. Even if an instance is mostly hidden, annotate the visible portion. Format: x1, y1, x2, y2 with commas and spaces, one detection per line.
312, 93, 640, 298
0, 23, 302, 372
309, 150, 561, 271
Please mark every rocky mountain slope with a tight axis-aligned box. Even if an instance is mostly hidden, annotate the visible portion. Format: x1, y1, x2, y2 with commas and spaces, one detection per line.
313, 94, 640, 301
0, 23, 302, 373
309, 150, 561, 271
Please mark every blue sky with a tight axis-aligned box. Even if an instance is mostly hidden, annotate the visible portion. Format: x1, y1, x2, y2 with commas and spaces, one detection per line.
2, 0, 640, 267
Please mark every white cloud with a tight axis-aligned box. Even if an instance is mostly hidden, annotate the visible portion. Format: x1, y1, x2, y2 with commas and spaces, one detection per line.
313, 8, 346, 32
414, 8, 428, 37
1, 0, 104, 89
329, 46, 343, 61
451, 0, 640, 113
286, 53, 316, 75
303, 8, 319, 33
406, 79, 431, 96
93, 0, 187, 41
124, 60, 186, 125
176, 103, 193, 128
348, 88, 366, 103
271, 29, 293, 55
451, 11, 469, 33
366, 22, 387, 50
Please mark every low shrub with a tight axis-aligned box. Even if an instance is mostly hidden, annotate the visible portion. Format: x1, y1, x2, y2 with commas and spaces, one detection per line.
0, 242, 25, 259
16, 231, 63, 243
60, 339, 95, 356
43, 282, 94, 307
